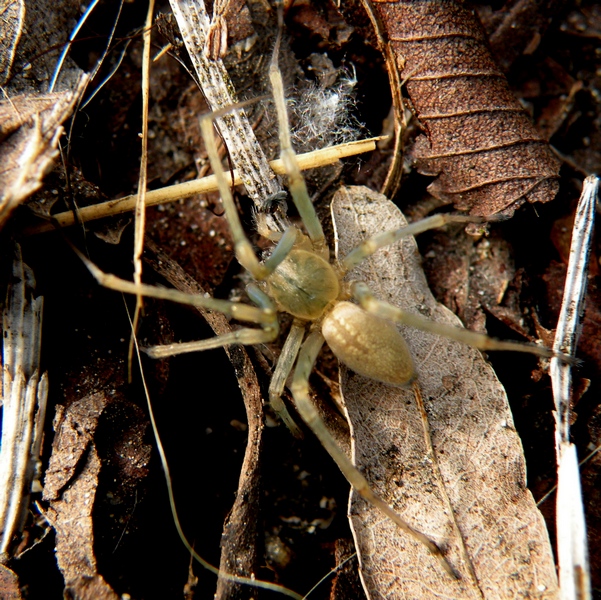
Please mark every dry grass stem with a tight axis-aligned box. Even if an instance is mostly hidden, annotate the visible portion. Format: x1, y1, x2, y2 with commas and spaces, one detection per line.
27, 138, 379, 234
550, 175, 598, 600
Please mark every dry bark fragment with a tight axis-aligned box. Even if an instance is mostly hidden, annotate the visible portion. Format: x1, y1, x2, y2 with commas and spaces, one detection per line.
43, 394, 119, 600
361, 0, 561, 217
143, 242, 264, 599
0, 564, 22, 600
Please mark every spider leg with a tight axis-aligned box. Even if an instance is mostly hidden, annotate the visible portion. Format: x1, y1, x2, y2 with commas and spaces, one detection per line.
199, 114, 302, 279
290, 331, 456, 577
268, 17, 326, 253
200, 117, 271, 280
268, 321, 305, 437
352, 281, 576, 363
82, 254, 271, 322
144, 328, 278, 359
81, 253, 280, 348
340, 212, 488, 274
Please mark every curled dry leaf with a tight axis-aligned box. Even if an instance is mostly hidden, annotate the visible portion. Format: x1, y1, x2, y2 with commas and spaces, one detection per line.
0, 0, 88, 229
0, 246, 47, 561
361, 0, 560, 217
332, 186, 559, 599
0, 78, 87, 229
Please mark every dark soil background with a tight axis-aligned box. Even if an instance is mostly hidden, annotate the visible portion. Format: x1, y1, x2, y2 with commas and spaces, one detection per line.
1, 0, 601, 598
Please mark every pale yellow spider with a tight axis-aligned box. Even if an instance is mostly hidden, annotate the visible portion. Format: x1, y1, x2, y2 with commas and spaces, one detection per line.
80, 25, 571, 580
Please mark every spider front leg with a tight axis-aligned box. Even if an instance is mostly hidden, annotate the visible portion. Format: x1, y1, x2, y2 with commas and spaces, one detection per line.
268, 18, 327, 256
339, 213, 488, 273
80, 253, 279, 353
200, 116, 298, 280
332, 191, 574, 364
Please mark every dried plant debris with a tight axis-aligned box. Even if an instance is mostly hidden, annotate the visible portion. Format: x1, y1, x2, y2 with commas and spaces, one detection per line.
205, 0, 255, 59
2, 0, 83, 95
332, 187, 558, 599
418, 224, 541, 342
0, 563, 22, 600
361, 0, 560, 217
0, 0, 89, 228
0, 78, 87, 229
550, 177, 597, 600
169, 0, 281, 210
42, 393, 119, 600
0, 0, 25, 86
0, 247, 47, 562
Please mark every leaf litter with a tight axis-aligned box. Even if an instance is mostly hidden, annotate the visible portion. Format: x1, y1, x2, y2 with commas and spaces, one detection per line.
1, 1, 600, 600
359, 0, 561, 217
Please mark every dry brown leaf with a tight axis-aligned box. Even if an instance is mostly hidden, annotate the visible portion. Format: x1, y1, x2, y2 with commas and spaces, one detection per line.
420, 226, 537, 339
42, 393, 119, 600
332, 186, 559, 599
0, 564, 22, 600
0, 0, 88, 229
0, 0, 25, 86
0, 79, 87, 229
360, 0, 560, 217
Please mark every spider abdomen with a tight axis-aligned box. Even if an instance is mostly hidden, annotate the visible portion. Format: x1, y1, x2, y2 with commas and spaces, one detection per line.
266, 249, 339, 320
322, 301, 416, 386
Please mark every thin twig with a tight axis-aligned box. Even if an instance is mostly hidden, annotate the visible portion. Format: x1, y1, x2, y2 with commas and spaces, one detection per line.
26, 138, 380, 234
